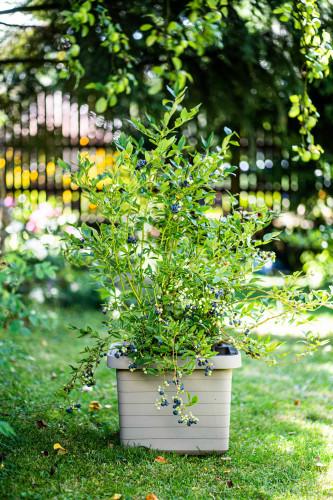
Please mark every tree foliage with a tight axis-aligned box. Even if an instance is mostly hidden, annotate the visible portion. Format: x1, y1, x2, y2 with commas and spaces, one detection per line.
1, 0, 333, 160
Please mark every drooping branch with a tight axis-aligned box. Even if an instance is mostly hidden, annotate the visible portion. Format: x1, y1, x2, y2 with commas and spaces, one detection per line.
0, 21, 48, 29
0, 4, 59, 16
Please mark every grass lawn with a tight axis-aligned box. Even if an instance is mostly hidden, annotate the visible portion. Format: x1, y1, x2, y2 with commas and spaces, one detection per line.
0, 306, 332, 499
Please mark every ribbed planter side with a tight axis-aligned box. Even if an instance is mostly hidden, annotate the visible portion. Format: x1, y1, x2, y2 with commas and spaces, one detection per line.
108, 353, 241, 454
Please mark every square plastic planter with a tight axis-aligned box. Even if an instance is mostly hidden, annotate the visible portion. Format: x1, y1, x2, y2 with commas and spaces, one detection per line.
107, 351, 241, 454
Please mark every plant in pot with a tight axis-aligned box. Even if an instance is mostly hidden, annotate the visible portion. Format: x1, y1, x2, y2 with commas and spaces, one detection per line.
63, 90, 332, 454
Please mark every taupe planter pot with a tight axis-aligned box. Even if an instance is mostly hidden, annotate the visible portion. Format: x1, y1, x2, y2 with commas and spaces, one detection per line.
107, 351, 241, 454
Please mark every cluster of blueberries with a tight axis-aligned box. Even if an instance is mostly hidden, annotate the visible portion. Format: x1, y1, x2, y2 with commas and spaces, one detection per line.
114, 342, 137, 359
229, 317, 242, 327
197, 358, 209, 367
155, 305, 163, 316
208, 301, 223, 317
184, 417, 198, 427
113, 343, 139, 370
207, 285, 225, 299
172, 397, 181, 415
127, 235, 137, 244
204, 365, 214, 376
157, 380, 199, 426
135, 159, 147, 170
179, 174, 193, 188
66, 403, 81, 414
82, 367, 96, 387
184, 304, 198, 318
170, 203, 181, 214
197, 358, 214, 376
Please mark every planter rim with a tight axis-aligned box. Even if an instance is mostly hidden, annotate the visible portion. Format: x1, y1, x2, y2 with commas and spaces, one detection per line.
107, 349, 241, 370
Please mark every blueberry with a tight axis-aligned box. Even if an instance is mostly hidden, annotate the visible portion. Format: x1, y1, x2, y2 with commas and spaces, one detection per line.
127, 235, 137, 244
135, 159, 146, 170
171, 203, 180, 214
66, 407, 73, 413
115, 352, 120, 359
180, 383, 184, 391
128, 363, 137, 370
173, 410, 179, 415
74, 403, 81, 408
159, 390, 164, 396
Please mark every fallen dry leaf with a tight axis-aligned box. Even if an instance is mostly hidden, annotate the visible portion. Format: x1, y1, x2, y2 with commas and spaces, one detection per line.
226, 479, 234, 488
36, 419, 48, 429
108, 442, 114, 448
53, 443, 67, 455
89, 401, 102, 411
146, 494, 159, 500
111, 494, 122, 500
154, 456, 168, 464
294, 399, 301, 406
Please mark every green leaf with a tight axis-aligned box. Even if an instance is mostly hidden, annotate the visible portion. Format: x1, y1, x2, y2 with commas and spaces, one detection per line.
263, 231, 281, 242
95, 97, 108, 114
146, 34, 157, 47
57, 159, 70, 170
140, 24, 152, 31
0, 421, 15, 438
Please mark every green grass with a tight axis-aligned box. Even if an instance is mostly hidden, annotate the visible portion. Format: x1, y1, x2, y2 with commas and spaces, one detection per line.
1, 307, 332, 500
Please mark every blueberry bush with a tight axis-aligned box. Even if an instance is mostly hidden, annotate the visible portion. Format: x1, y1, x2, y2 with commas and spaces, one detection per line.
63, 90, 332, 424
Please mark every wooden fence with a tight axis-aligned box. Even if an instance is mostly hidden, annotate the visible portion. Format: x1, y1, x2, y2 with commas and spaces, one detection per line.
1, 92, 330, 220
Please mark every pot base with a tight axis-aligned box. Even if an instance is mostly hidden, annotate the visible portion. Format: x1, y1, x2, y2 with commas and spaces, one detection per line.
116, 368, 235, 454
